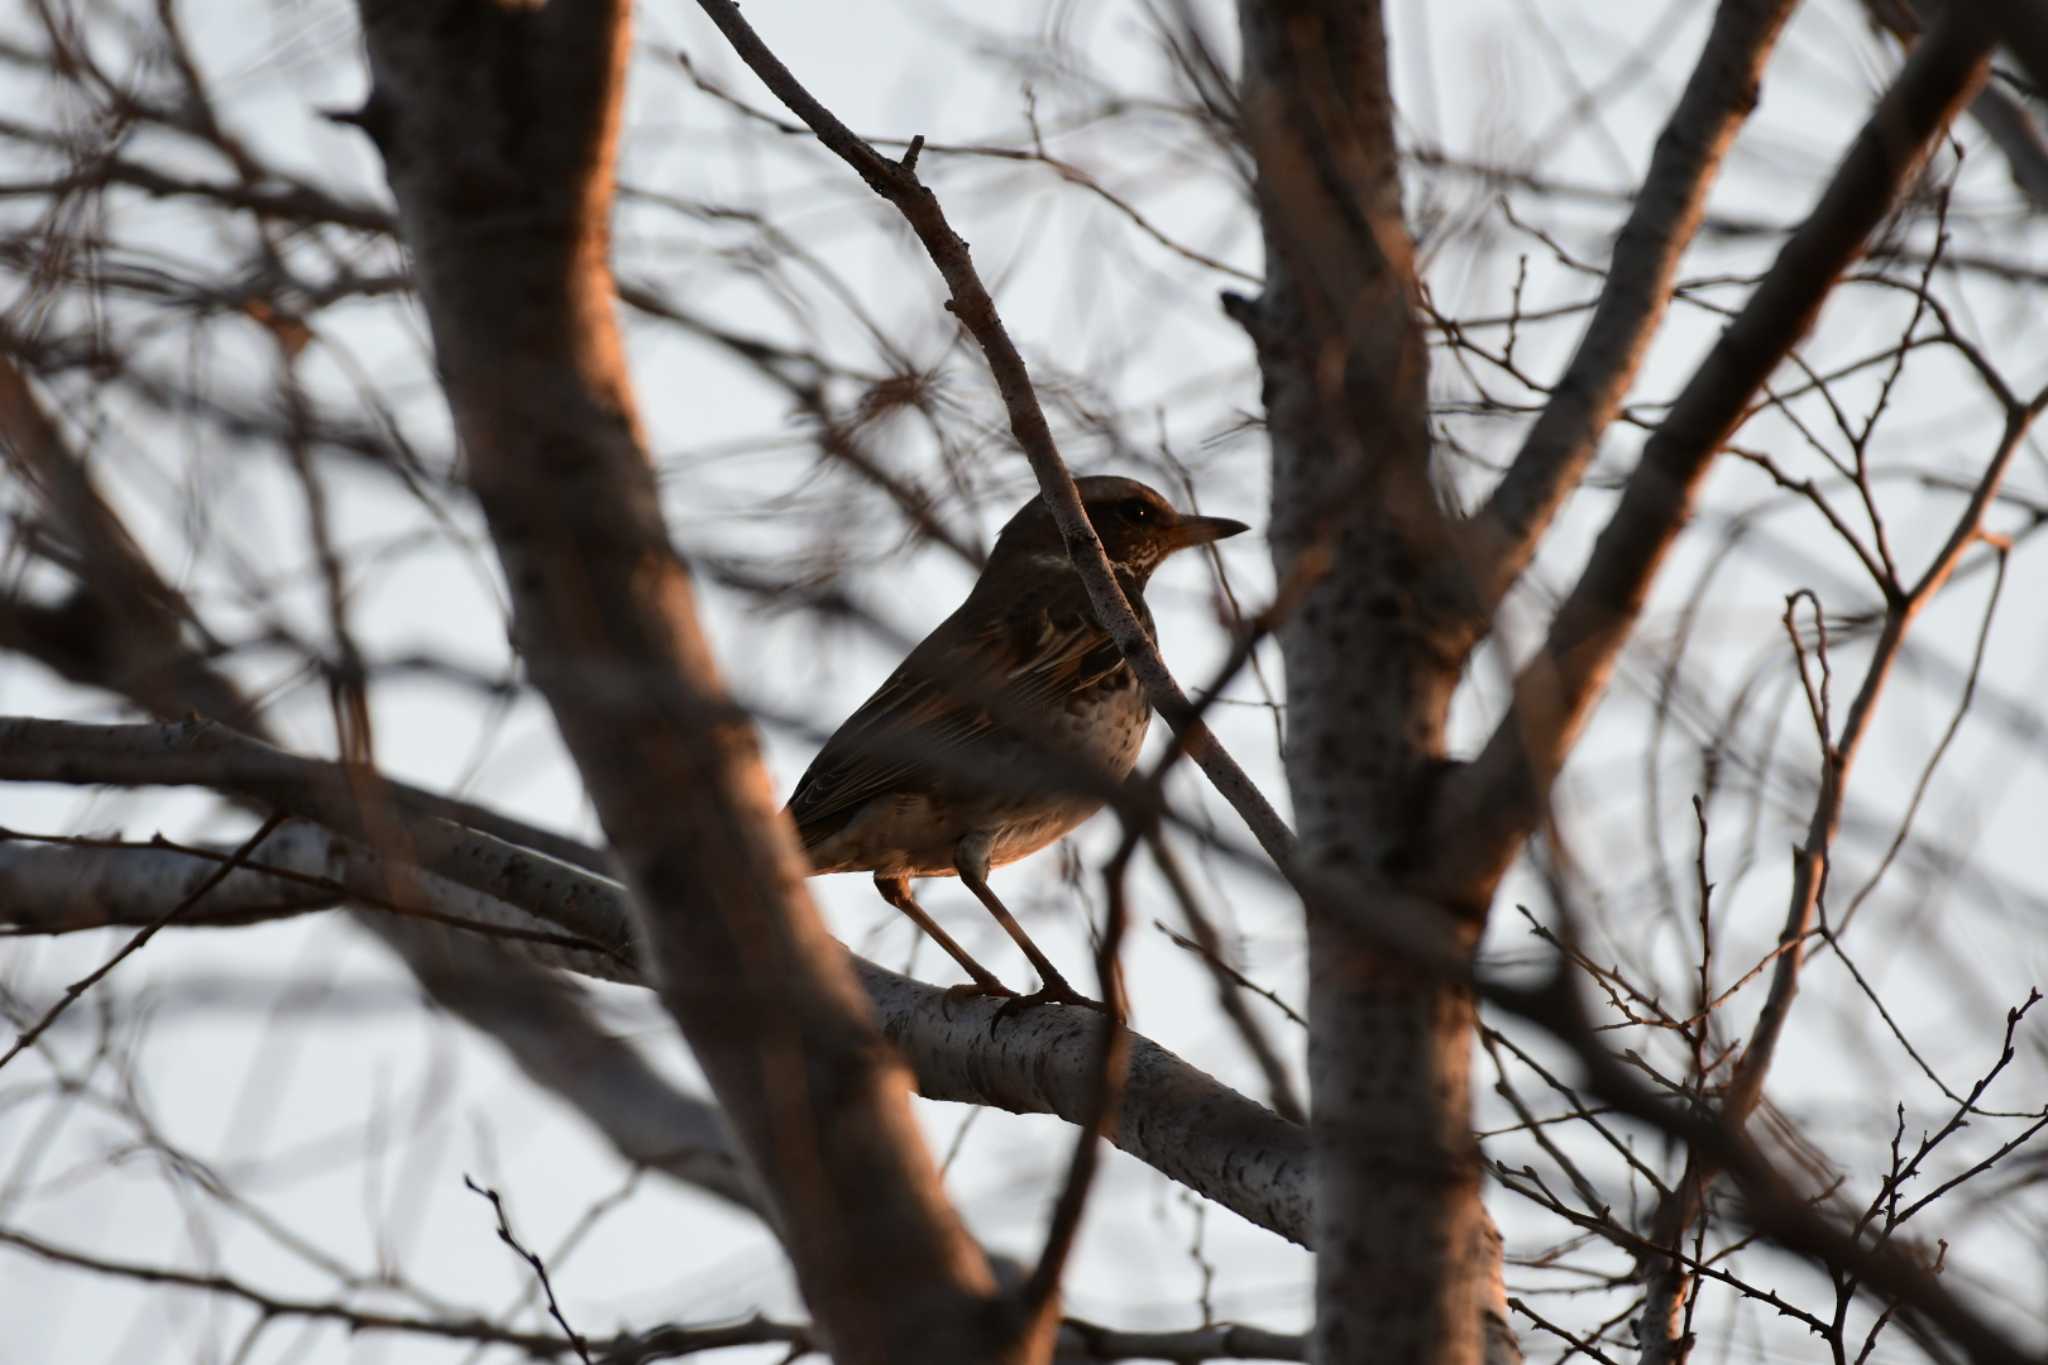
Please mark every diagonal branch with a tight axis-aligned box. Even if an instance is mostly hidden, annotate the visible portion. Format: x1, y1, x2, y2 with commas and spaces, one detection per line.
1531, 972, 2038, 1365
11, 718, 2029, 1357
1861, 0, 2048, 208
0, 355, 255, 729
0, 357, 760, 1225
1471, 0, 1801, 609
1984, 0, 2048, 94
690, 0, 1296, 875
0, 812, 284, 1070
349, 5, 1020, 1359
1427, 8, 1995, 900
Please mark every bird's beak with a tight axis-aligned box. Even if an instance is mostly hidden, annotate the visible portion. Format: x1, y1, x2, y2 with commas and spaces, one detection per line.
1168, 514, 1251, 550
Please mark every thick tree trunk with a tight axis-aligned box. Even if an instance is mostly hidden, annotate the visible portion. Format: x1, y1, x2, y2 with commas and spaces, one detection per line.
352, 4, 1034, 1360
1235, 4, 1486, 1361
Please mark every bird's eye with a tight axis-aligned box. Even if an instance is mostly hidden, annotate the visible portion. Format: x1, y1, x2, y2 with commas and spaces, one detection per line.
1120, 499, 1153, 522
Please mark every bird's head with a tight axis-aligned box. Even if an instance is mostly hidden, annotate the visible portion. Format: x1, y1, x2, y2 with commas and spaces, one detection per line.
990, 475, 1249, 584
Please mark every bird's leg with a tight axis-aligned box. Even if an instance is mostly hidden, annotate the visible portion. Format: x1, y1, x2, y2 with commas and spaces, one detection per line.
873, 873, 1014, 998
954, 833, 1105, 1015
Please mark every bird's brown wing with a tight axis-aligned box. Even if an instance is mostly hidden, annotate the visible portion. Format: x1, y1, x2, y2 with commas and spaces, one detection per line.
786, 602, 1127, 847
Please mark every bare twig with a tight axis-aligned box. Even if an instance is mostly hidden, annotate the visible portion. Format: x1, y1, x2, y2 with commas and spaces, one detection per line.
0, 811, 286, 1071
1020, 811, 1141, 1320
1431, 9, 1995, 896
1475, 0, 1801, 608
463, 1176, 593, 1365
0, 1223, 802, 1359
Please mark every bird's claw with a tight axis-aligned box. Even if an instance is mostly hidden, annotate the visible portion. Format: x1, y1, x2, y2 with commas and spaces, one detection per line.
989, 979, 1109, 1031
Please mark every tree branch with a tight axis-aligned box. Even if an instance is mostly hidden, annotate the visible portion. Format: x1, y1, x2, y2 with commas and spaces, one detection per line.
1634, 383, 2044, 1359
690, 0, 1297, 876
1472, 0, 1800, 609
1232, 2, 1491, 1359
1984, 0, 2048, 95
8, 719, 2018, 1358
1429, 8, 1995, 899
0, 741, 1313, 1247
0, 1223, 1308, 1363
0, 336, 765, 1238
351, 4, 1014, 1358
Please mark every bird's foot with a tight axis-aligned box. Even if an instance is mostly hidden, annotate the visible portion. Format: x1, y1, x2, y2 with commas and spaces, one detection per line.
990, 976, 1109, 1030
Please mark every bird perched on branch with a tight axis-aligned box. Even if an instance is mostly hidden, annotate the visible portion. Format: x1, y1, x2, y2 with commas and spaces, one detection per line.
787, 475, 1248, 1010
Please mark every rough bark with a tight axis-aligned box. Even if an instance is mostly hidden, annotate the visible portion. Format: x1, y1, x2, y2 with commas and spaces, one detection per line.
1234, 4, 1484, 1361
349, 4, 1025, 1359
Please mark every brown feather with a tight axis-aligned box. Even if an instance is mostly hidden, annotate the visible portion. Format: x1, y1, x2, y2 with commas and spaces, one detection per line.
787, 576, 1145, 849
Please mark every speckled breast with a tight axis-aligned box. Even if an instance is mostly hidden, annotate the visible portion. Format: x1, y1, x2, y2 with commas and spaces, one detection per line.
977, 659, 1150, 866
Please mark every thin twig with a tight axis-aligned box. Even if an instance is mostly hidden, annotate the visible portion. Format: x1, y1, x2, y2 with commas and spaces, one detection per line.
1021, 805, 1142, 1319
463, 1176, 593, 1365
0, 811, 286, 1071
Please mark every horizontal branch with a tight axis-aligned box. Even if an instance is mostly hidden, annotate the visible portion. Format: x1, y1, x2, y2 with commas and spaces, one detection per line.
860, 961, 1311, 1245
0, 831, 334, 930
0, 823, 758, 1210
11, 716, 2009, 1354
0, 1223, 1305, 1362
0, 722, 1312, 1245
0, 715, 637, 955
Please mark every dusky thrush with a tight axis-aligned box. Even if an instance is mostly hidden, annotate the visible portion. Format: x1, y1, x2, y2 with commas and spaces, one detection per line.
786, 475, 1248, 1009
